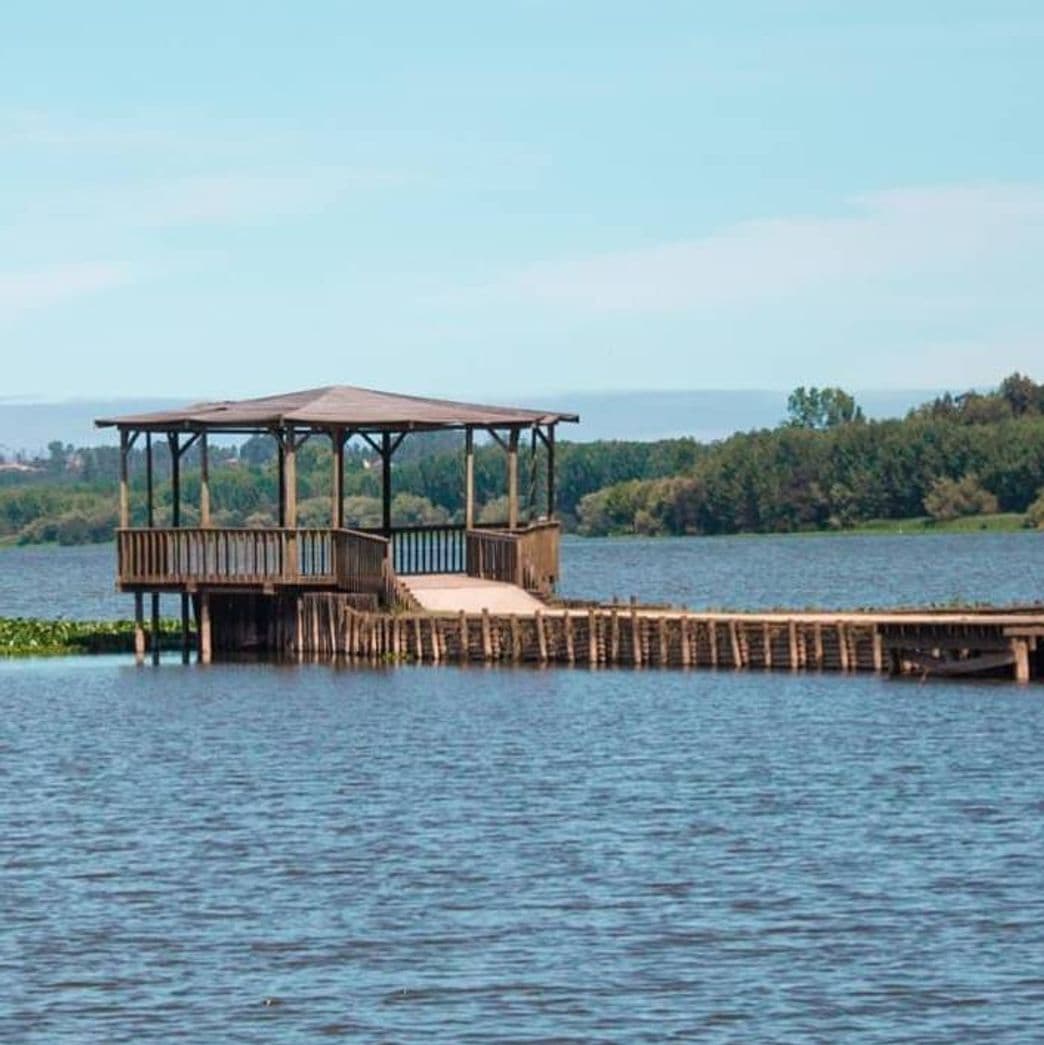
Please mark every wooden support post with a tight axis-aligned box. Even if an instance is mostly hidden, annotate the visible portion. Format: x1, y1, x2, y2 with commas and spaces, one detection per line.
464, 428, 475, 530
547, 424, 556, 519
200, 432, 211, 527
381, 432, 392, 537
145, 432, 155, 528
1013, 638, 1031, 683
168, 433, 181, 528
459, 610, 469, 661
413, 616, 422, 661
535, 609, 548, 662
788, 620, 798, 670
709, 621, 719, 667
481, 608, 492, 661
658, 617, 668, 666
134, 591, 145, 664
681, 614, 691, 667
277, 431, 286, 527
564, 613, 575, 664
588, 609, 598, 665
762, 622, 772, 669
284, 428, 297, 528
119, 429, 130, 528
631, 607, 642, 667
150, 591, 160, 665
872, 629, 884, 673
199, 591, 212, 664
729, 620, 742, 668
510, 615, 522, 661
507, 428, 519, 530
610, 609, 620, 663
332, 428, 344, 529
838, 623, 850, 672
181, 594, 191, 664
814, 623, 824, 668
430, 617, 441, 663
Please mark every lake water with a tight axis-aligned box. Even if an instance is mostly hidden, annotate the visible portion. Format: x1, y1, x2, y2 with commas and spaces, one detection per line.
2, 534, 1044, 1041
2, 531, 1044, 619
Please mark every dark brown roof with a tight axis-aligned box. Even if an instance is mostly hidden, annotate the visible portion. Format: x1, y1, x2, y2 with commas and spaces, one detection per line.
95, 385, 578, 432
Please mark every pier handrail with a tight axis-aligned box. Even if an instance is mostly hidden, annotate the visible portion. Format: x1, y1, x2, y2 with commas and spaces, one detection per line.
465, 520, 560, 594
117, 527, 393, 597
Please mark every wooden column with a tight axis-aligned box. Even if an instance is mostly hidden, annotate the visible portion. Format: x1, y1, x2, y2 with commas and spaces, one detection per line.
381, 432, 392, 537
507, 428, 519, 530
464, 428, 475, 530
118, 429, 130, 528
199, 432, 211, 527
332, 427, 344, 528
145, 432, 155, 528
284, 428, 297, 528
277, 431, 286, 527
168, 433, 181, 528
547, 424, 556, 519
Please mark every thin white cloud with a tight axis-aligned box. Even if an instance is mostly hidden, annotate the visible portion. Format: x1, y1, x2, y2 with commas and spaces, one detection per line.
464, 183, 1044, 313
0, 262, 133, 320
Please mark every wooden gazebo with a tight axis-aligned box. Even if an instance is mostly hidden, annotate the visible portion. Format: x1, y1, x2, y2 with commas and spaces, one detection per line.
96, 386, 578, 661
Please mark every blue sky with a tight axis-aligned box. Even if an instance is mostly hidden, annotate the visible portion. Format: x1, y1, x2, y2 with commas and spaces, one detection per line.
2, 2, 1042, 401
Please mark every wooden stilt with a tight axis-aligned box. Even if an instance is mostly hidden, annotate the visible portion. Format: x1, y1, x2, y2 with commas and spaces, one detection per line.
838, 623, 850, 672
729, 620, 742, 668
564, 613, 575, 664
788, 620, 798, 670
762, 622, 772, 669
535, 609, 548, 662
199, 591, 212, 664
481, 608, 492, 661
134, 592, 145, 664
680, 614, 691, 667
181, 593, 191, 664
1013, 638, 1031, 683
150, 592, 160, 665
588, 609, 598, 665
459, 610, 469, 661
631, 608, 642, 667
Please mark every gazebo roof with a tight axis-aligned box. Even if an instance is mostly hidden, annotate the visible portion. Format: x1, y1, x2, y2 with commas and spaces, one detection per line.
95, 385, 579, 432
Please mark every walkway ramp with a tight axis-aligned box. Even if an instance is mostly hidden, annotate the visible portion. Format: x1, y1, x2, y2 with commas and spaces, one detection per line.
402, 574, 546, 614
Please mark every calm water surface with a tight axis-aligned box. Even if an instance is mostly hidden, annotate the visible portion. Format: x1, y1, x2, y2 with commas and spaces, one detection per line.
2, 531, 1043, 619
2, 535, 1044, 1040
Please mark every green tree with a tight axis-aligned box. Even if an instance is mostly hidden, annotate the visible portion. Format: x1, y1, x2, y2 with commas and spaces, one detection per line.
923, 474, 999, 522
786, 387, 864, 430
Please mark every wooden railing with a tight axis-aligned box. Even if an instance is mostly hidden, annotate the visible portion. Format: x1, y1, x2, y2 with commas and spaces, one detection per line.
465, 521, 560, 595
361, 524, 466, 576
117, 527, 391, 597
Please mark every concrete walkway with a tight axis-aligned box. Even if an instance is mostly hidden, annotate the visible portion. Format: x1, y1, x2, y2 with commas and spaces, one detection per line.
402, 574, 546, 614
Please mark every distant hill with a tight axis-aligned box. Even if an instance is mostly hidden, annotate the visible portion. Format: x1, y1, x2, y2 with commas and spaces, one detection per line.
0, 389, 945, 456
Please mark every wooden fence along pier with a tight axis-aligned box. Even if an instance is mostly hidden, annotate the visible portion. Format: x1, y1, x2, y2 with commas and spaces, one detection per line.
97, 386, 1043, 684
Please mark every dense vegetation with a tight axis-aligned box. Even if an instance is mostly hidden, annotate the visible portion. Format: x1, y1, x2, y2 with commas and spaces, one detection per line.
0, 617, 184, 656
3, 373, 1044, 544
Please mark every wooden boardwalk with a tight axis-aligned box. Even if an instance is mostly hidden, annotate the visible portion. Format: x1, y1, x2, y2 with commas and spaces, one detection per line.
402, 574, 547, 614
205, 591, 1043, 683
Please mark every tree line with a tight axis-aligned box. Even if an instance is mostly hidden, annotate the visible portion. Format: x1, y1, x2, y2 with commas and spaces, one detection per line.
3, 374, 1043, 545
